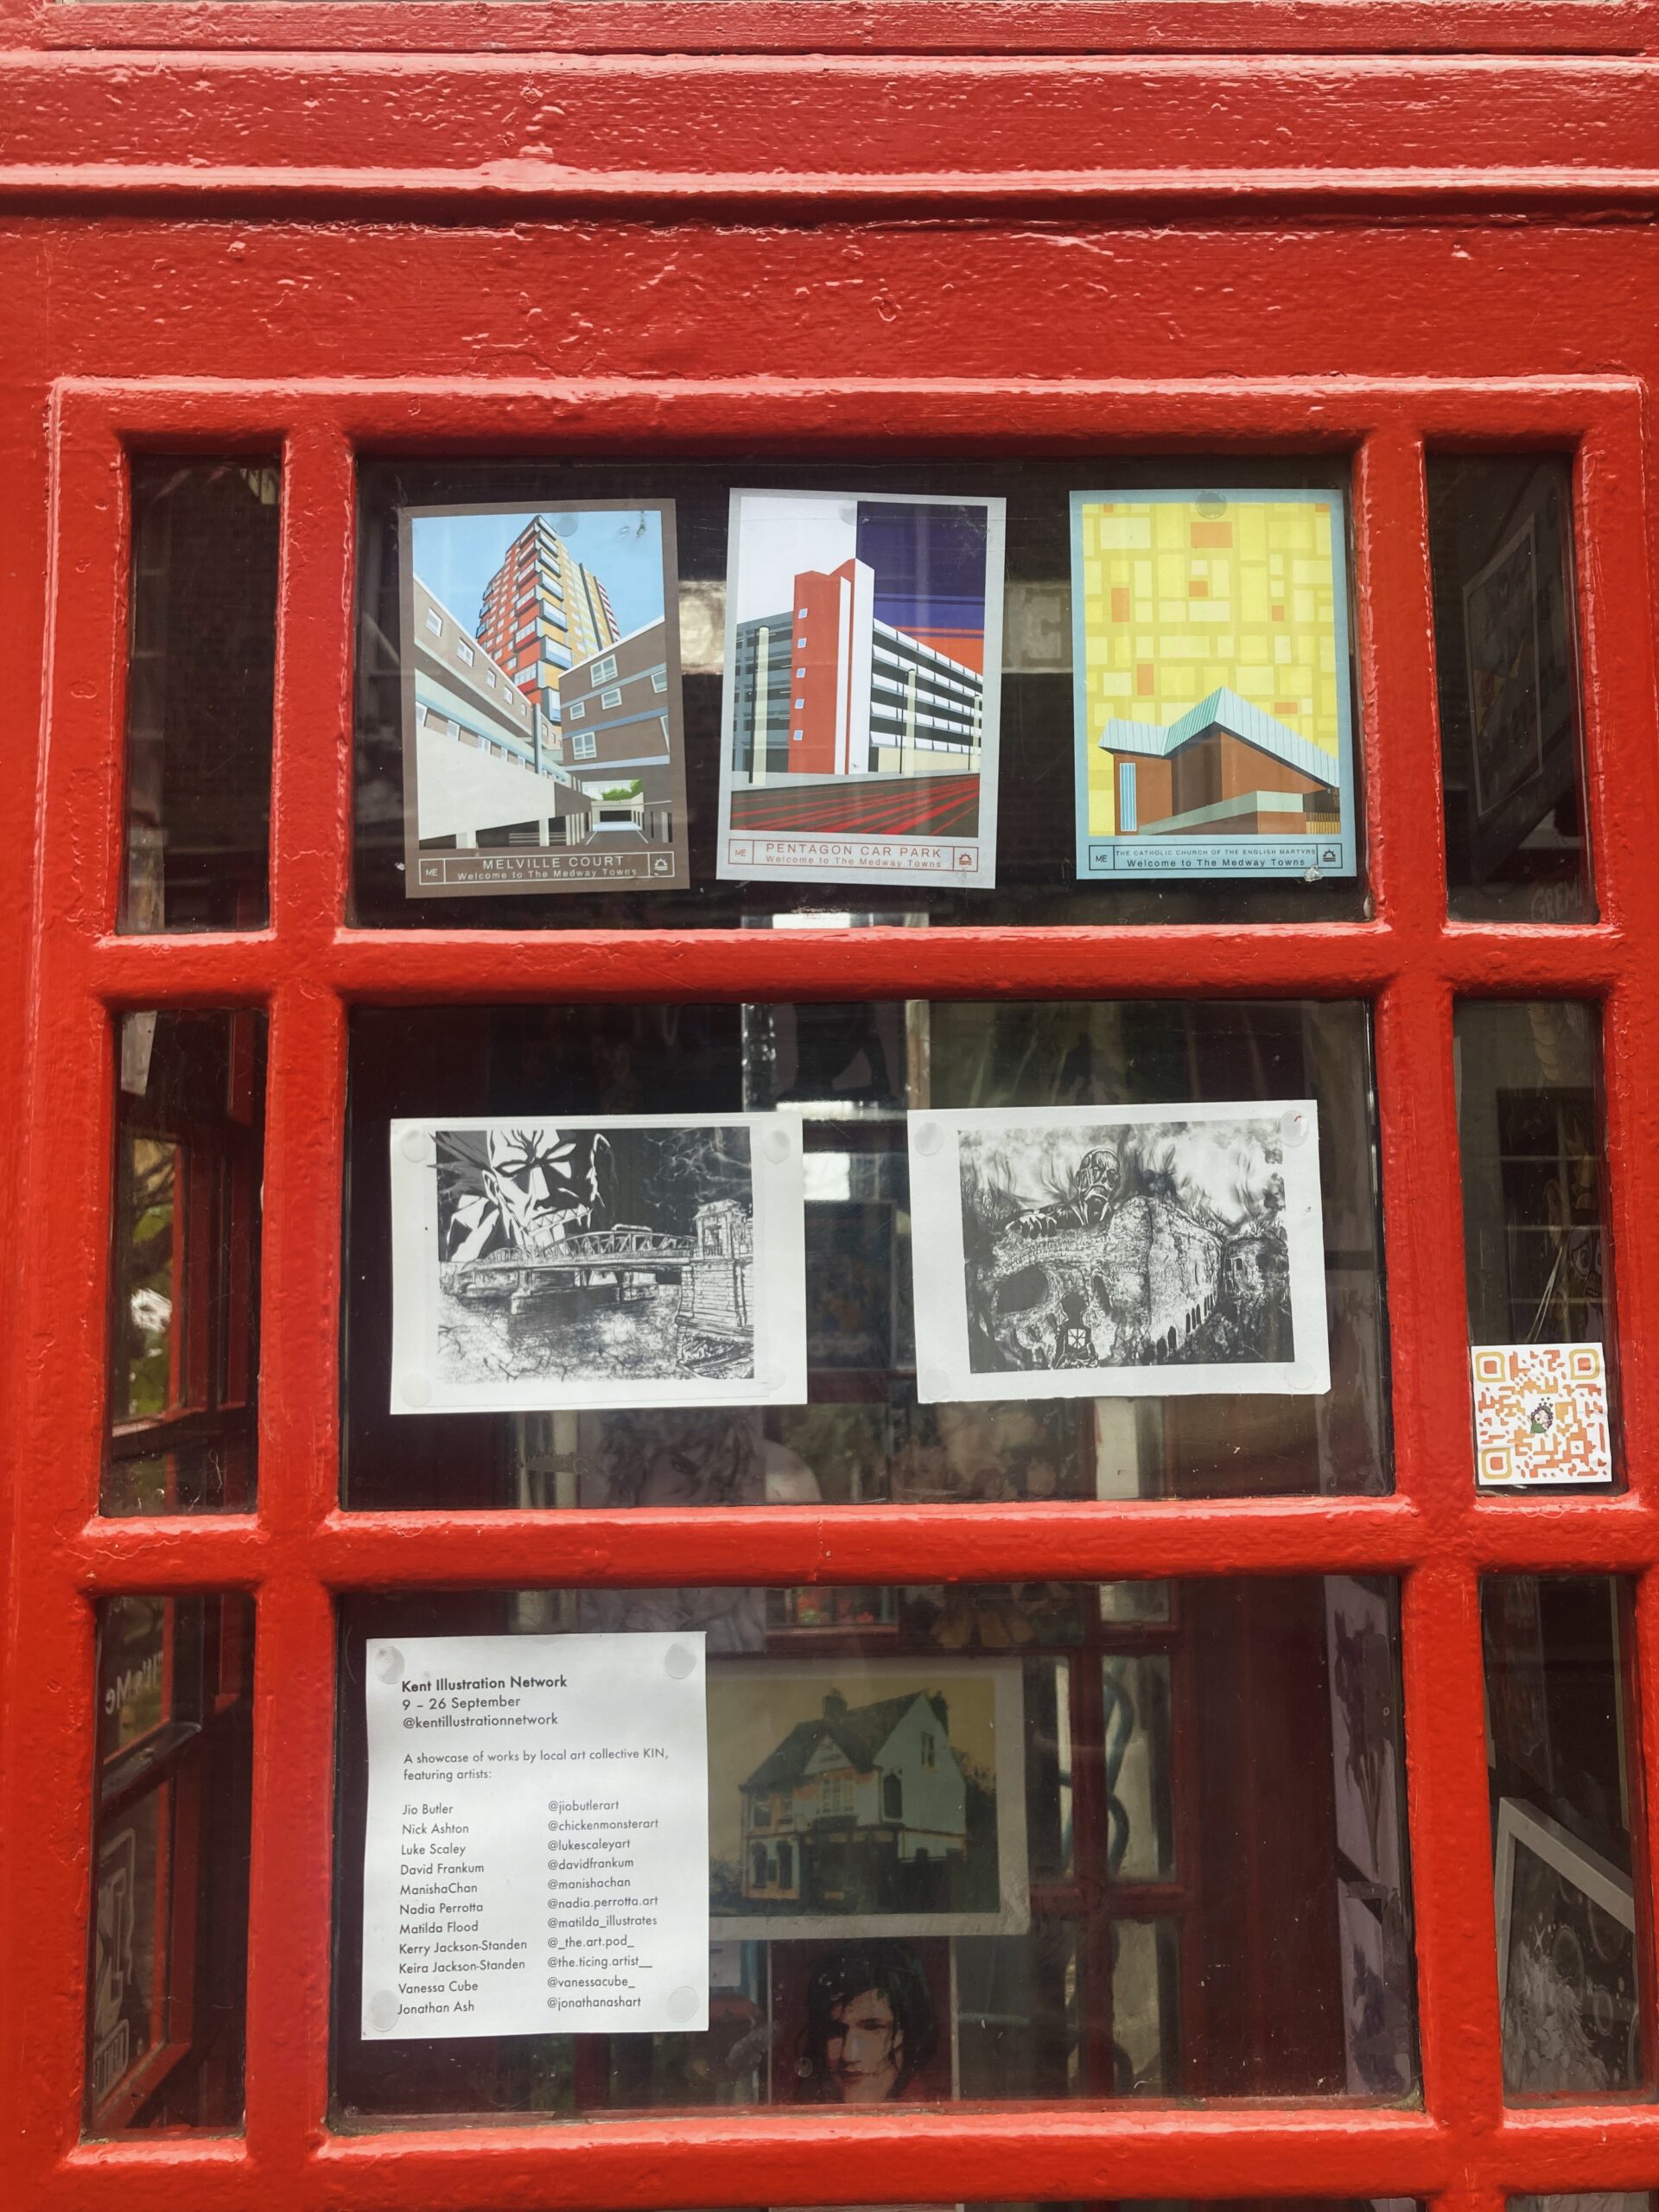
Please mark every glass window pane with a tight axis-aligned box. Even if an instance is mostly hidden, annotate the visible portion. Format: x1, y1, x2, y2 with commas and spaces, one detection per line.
124, 457, 280, 932
1484, 1577, 1650, 2098
354, 459, 1367, 931
87, 1596, 254, 2133
344, 998, 1388, 1508
1456, 1002, 1616, 1491
116, 1136, 176, 1421
105, 1012, 266, 1516
1513, 2199, 1656, 2212
1103, 1656, 1173, 1883
1428, 454, 1592, 924
1107, 1916, 1180, 2092
332, 1574, 1416, 2118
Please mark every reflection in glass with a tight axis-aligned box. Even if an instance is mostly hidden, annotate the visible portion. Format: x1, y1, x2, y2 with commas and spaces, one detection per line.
1103, 1656, 1173, 1884
117, 1138, 176, 1420
123, 457, 280, 931
87, 1595, 254, 2133
1483, 1577, 1649, 2098
1458, 1004, 1606, 1349
1513, 2198, 1656, 2212
344, 999, 1389, 1509
1429, 454, 1591, 923
332, 1575, 1416, 2119
105, 1013, 265, 1515
1456, 1003, 1615, 1490
1109, 1916, 1179, 2092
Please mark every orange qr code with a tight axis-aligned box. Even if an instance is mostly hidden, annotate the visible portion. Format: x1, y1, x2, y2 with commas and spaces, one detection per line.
1470, 1342, 1612, 1488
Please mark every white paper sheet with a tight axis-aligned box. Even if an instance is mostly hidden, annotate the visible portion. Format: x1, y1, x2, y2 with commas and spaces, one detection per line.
361, 1632, 709, 2040
388, 1112, 807, 1414
907, 1099, 1331, 1401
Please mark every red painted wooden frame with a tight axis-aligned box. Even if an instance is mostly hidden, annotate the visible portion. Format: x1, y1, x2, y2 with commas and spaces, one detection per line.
2, 0, 1655, 58
8, 372, 1659, 2212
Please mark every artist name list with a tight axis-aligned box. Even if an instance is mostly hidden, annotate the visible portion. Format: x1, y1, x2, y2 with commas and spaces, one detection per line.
362, 1634, 709, 2040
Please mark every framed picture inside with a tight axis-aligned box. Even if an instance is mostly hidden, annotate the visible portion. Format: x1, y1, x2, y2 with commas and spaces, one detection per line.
707, 1656, 1029, 1940
89, 1789, 173, 2121
1493, 1795, 1639, 2094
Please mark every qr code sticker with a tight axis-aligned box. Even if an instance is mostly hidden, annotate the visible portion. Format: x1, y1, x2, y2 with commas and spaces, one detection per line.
1471, 1342, 1612, 1488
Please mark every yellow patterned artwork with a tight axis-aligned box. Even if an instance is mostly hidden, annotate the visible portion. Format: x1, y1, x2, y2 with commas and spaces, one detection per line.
1070, 489, 1356, 880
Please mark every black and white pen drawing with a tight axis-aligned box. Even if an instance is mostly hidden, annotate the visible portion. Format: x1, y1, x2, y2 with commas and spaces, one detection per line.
389, 1114, 806, 1414
907, 1100, 1330, 1402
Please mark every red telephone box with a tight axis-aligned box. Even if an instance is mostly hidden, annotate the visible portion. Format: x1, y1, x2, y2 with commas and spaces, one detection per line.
3, 3, 1659, 2210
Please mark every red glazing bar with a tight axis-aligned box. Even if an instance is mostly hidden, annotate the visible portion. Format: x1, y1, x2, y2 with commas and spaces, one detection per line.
1357, 424, 1505, 2132
5, 404, 136, 2203
238, 421, 357, 2172
19, 0, 1659, 58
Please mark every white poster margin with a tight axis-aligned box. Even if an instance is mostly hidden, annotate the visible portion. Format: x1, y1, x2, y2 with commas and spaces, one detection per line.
715, 487, 1007, 892
388, 1112, 807, 1415
907, 1099, 1331, 1403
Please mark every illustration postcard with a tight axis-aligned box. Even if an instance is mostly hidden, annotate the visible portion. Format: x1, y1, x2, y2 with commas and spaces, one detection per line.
397, 500, 690, 897
1071, 489, 1358, 881
715, 489, 1007, 889
388, 1115, 807, 1414
907, 1099, 1331, 1402
707, 1656, 1029, 1941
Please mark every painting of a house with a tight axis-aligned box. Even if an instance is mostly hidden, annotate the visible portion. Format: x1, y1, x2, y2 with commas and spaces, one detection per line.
741, 1689, 968, 1915
708, 1659, 1030, 1939
1071, 489, 1357, 880
1099, 685, 1340, 842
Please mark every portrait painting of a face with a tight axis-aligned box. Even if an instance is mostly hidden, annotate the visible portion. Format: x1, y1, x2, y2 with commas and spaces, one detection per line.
770, 1938, 952, 2105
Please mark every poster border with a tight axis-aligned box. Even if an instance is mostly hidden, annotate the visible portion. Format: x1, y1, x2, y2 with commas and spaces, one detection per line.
715, 486, 1007, 892
397, 497, 691, 900
706, 1653, 1030, 1942
1069, 486, 1359, 883
387, 1111, 807, 1414
906, 1098, 1332, 1402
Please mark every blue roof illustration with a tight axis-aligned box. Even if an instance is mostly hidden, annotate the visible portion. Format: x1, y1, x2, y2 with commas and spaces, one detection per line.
1097, 685, 1338, 789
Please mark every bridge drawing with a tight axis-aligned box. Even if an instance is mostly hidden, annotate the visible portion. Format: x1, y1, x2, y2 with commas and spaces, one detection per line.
446, 1200, 754, 1359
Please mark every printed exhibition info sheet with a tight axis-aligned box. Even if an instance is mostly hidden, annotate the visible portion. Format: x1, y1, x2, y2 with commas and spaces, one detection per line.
360, 1630, 709, 2039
